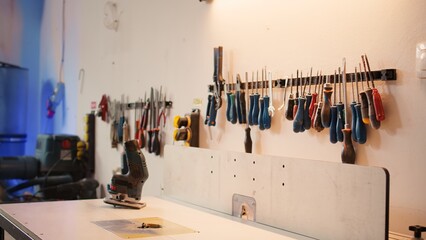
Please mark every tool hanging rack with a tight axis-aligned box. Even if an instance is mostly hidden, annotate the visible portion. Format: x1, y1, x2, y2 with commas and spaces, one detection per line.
121, 100, 173, 110
208, 68, 396, 92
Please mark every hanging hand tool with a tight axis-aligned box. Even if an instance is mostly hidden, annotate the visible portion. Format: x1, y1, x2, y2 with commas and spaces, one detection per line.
313, 73, 325, 132
359, 63, 370, 125
364, 54, 385, 121
267, 71, 275, 118
309, 71, 319, 119
248, 72, 255, 125
225, 72, 232, 122
278, 77, 288, 111
329, 71, 338, 144
303, 69, 313, 130
134, 98, 141, 146
236, 74, 247, 124
118, 96, 125, 143
139, 94, 149, 149
336, 68, 345, 142
258, 70, 265, 130
229, 74, 237, 124
262, 71, 272, 129
361, 56, 380, 129
147, 88, 154, 153
321, 74, 333, 128
252, 71, 260, 125
292, 70, 300, 118
205, 47, 222, 126
354, 67, 367, 144
152, 88, 162, 156
293, 71, 306, 133
350, 74, 358, 142
341, 58, 356, 164
285, 74, 295, 120
244, 72, 252, 153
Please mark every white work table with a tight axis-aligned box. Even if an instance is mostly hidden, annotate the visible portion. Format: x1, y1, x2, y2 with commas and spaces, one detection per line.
0, 197, 311, 240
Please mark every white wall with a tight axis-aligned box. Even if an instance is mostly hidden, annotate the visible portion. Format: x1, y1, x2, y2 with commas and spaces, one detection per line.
44, 0, 426, 236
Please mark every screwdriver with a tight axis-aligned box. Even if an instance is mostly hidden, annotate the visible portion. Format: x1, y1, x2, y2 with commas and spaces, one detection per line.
336, 69, 344, 142
329, 71, 338, 144
229, 74, 237, 124
258, 69, 265, 130
364, 54, 385, 121
244, 72, 252, 153
303, 68, 313, 130
292, 70, 299, 118
354, 67, 367, 144
248, 72, 255, 126
361, 55, 380, 129
349, 73, 358, 142
226, 72, 232, 122
359, 63, 370, 124
285, 74, 295, 120
140, 95, 149, 149
262, 70, 271, 129
341, 58, 356, 164
309, 71, 319, 119
321, 73, 333, 128
313, 73, 325, 132
236, 74, 246, 124
252, 71, 260, 125
293, 71, 306, 133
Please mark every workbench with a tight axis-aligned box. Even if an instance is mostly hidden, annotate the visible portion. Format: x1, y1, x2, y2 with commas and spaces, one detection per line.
0, 197, 312, 240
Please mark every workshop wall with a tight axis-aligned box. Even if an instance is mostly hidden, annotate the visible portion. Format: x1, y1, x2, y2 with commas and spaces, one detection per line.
45, 0, 426, 235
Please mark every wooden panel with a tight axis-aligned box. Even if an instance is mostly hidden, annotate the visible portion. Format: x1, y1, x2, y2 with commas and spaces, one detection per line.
163, 145, 389, 240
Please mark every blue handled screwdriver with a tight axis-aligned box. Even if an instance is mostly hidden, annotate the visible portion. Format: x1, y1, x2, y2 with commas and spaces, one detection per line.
248, 72, 254, 125
354, 67, 367, 144
293, 71, 305, 133
252, 71, 260, 125
329, 71, 338, 144
336, 68, 344, 142
258, 70, 265, 130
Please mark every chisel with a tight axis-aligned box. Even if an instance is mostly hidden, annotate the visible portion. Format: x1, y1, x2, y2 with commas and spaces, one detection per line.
364, 54, 385, 121
252, 71, 260, 125
341, 58, 356, 164
354, 67, 367, 144
329, 71, 338, 144
361, 55, 380, 129
303, 68, 313, 130
285, 74, 295, 121
147, 88, 154, 153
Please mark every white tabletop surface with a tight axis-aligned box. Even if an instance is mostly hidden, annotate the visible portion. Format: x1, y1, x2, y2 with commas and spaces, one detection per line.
0, 197, 309, 240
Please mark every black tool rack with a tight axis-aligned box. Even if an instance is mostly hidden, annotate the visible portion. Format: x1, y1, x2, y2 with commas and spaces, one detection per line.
119, 101, 173, 110
208, 68, 396, 92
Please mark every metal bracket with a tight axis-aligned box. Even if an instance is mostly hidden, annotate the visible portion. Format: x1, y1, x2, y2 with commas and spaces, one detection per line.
232, 194, 256, 221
